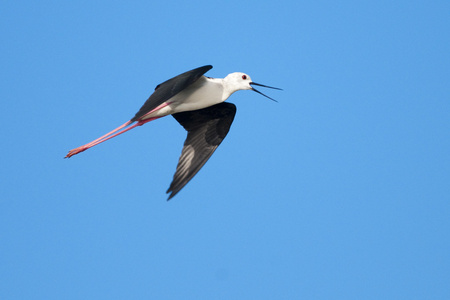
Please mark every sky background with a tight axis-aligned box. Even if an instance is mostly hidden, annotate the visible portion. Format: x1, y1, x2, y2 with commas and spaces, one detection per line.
1, 1, 449, 299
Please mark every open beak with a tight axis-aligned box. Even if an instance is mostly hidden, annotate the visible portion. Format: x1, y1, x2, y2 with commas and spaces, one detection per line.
250, 82, 282, 102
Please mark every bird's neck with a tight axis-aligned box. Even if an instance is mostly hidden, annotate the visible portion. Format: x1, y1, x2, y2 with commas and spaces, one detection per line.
221, 78, 239, 101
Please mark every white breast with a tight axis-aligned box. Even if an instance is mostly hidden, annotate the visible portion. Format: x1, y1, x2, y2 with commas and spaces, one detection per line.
140, 76, 226, 119
170, 76, 225, 112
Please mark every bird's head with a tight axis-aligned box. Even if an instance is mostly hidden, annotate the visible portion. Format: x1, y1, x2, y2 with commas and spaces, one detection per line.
224, 72, 281, 102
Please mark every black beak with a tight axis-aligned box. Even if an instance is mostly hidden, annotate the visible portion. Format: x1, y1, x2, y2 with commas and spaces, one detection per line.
250, 82, 282, 102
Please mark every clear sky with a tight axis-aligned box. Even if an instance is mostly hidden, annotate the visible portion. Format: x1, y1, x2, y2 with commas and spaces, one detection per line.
1, 1, 449, 299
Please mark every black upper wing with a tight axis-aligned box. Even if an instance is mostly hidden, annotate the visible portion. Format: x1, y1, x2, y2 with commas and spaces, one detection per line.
130, 65, 213, 122
167, 102, 237, 200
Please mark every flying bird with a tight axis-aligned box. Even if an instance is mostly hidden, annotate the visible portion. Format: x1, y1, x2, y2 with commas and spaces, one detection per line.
66, 65, 281, 199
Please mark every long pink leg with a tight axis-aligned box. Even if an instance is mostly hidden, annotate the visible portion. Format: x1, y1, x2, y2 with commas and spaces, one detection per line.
65, 102, 171, 158
65, 120, 132, 158
83, 120, 133, 148
65, 118, 160, 158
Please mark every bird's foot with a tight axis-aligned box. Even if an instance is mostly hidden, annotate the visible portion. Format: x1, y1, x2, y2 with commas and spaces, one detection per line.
65, 146, 88, 158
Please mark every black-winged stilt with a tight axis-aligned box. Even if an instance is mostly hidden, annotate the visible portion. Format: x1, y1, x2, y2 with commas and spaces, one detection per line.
66, 65, 281, 199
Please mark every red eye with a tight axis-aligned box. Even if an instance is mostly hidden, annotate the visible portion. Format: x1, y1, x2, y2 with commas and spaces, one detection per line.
242, 75, 247, 80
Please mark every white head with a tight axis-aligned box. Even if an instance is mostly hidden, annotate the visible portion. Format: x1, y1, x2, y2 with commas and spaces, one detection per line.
224, 72, 254, 91
223, 72, 281, 102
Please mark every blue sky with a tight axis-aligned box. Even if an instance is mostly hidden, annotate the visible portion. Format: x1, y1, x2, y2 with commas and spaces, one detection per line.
1, 1, 449, 299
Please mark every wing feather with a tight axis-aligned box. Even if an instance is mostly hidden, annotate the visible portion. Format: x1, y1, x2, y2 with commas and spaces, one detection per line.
131, 65, 213, 122
166, 102, 237, 200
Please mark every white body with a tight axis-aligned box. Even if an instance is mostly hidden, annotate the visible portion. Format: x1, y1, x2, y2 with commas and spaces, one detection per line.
141, 73, 252, 120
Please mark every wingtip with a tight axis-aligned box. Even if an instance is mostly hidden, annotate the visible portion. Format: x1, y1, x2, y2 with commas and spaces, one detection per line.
202, 65, 213, 71
166, 188, 174, 201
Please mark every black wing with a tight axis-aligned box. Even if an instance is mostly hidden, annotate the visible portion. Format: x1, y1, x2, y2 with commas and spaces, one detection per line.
131, 65, 213, 122
167, 102, 237, 200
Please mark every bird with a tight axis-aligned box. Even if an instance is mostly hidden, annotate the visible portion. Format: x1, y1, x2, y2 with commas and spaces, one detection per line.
65, 65, 281, 200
